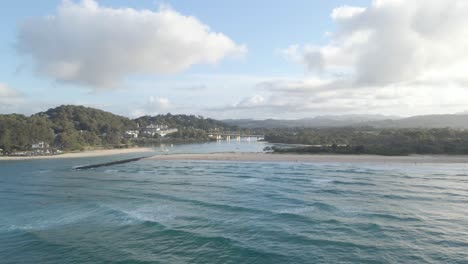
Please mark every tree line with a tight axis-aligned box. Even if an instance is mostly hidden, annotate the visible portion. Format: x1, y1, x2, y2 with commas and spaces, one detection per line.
0, 105, 235, 153
265, 127, 468, 155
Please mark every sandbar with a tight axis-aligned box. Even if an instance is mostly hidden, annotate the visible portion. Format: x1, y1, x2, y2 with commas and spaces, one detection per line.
148, 152, 468, 164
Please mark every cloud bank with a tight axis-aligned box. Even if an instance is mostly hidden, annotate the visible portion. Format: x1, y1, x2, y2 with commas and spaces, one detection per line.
17, 0, 246, 88
0, 83, 20, 98
284, 0, 468, 87
0, 83, 25, 113
130, 96, 172, 117
228, 0, 468, 118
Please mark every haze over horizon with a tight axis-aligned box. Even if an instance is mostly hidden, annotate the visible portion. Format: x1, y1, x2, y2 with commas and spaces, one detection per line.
1, 0, 468, 119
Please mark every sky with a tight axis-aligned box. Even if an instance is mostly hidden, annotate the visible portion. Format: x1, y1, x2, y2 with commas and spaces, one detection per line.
1, 0, 468, 119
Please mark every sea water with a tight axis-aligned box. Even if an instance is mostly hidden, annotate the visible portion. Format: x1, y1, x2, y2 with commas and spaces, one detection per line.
1, 141, 468, 263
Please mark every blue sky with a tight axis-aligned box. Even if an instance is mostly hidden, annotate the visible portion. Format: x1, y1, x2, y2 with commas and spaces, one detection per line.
1, 0, 467, 119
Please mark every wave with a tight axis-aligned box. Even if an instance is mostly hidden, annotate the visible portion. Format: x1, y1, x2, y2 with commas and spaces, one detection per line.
311, 178, 334, 185
332, 180, 376, 186
276, 202, 338, 215
97, 204, 175, 226
276, 206, 316, 215
362, 213, 422, 222
5, 209, 95, 232
137, 170, 158, 174
104, 169, 120, 173
243, 178, 263, 184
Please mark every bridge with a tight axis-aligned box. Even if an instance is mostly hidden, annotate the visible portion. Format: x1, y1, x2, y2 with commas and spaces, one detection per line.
208, 132, 264, 141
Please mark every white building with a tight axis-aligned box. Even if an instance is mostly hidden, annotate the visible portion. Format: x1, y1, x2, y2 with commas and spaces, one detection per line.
158, 128, 178, 137
124, 130, 139, 138
142, 124, 169, 137
32, 141, 49, 149
141, 124, 177, 138
31, 141, 50, 155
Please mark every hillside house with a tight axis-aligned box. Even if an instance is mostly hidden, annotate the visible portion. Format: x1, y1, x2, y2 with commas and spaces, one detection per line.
142, 124, 169, 137
124, 130, 139, 138
32, 141, 49, 149
31, 141, 50, 155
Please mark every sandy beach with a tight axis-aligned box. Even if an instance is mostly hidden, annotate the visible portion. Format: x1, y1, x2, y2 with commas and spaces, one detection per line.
148, 152, 468, 164
3, 150, 468, 163
0, 147, 154, 160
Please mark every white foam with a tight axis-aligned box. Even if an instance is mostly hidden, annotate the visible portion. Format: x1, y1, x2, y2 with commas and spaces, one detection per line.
312, 178, 334, 185
243, 178, 263, 184
6, 210, 93, 231
111, 204, 175, 224
276, 206, 316, 215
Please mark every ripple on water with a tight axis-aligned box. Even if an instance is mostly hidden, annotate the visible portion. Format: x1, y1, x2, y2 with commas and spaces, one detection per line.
102, 204, 176, 225
2, 155, 468, 263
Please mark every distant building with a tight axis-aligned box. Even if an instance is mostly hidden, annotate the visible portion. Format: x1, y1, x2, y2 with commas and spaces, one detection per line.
142, 124, 169, 137
32, 141, 49, 149
124, 130, 139, 138
31, 141, 50, 155
158, 128, 178, 137
140, 124, 177, 138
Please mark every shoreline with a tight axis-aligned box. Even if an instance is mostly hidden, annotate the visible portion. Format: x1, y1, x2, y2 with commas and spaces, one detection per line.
3, 150, 468, 163
147, 152, 468, 164
0, 147, 154, 160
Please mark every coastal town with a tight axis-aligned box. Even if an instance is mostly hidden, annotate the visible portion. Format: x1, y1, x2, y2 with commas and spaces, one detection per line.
124, 124, 178, 139
0, 123, 179, 157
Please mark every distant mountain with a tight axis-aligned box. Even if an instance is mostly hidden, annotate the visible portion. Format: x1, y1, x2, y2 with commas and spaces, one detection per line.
226, 113, 468, 129
39, 105, 136, 134
361, 114, 468, 129
224, 115, 399, 128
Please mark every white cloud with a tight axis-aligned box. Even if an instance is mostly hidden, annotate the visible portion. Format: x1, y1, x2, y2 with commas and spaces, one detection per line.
130, 96, 172, 117
331, 6, 366, 20
241, 0, 468, 118
236, 95, 266, 108
149, 96, 170, 109
221, 79, 468, 118
17, 0, 246, 88
0, 83, 26, 114
0, 83, 20, 98
282, 0, 468, 87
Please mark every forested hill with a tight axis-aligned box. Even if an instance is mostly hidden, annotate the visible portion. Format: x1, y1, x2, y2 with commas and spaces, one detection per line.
39, 105, 137, 148
40, 105, 136, 134
0, 105, 234, 153
135, 114, 233, 130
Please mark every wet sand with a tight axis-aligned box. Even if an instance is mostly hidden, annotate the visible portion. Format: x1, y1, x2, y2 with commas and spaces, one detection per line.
148, 152, 468, 164
0, 148, 154, 160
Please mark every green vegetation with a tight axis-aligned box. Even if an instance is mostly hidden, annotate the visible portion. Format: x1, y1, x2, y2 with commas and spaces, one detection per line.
0, 105, 235, 154
135, 114, 235, 142
266, 127, 468, 155
0, 114, 54, 152
135, 114, 231, 131
5, 105, 468, 156
41, 105, 136, 150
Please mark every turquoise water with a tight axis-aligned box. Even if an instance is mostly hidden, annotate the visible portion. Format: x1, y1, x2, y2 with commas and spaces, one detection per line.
1, 142, 468, 263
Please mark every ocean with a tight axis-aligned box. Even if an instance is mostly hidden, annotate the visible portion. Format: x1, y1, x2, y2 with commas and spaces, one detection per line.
1, 141, 468, 263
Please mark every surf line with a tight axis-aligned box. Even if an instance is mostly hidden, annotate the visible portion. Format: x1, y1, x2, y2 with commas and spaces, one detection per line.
73, 156, 154, 170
